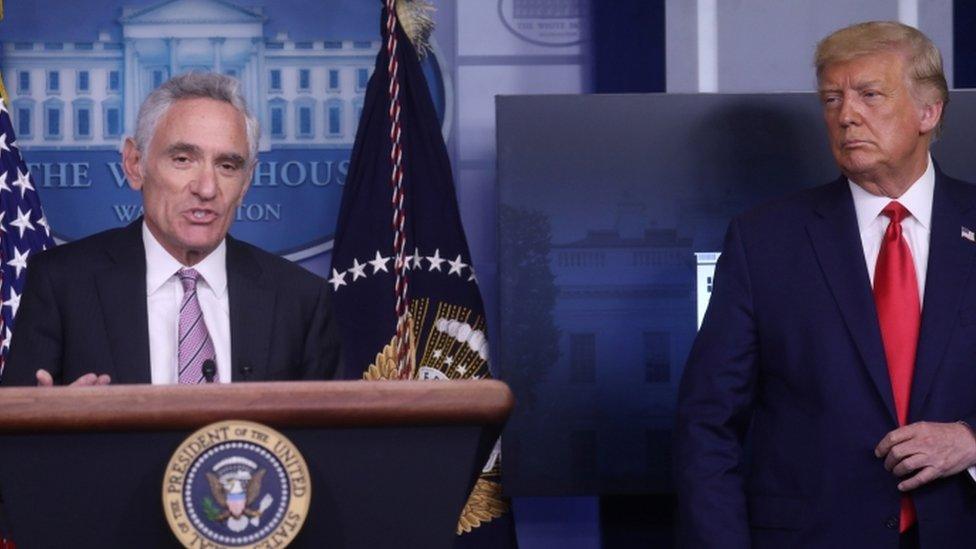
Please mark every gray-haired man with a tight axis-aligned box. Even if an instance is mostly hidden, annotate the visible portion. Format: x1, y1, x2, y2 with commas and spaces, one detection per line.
0, 72, 341, 386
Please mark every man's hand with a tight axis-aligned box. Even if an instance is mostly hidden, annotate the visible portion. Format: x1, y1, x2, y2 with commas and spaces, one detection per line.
35, 369, 111, 387
875, 421, 976, 491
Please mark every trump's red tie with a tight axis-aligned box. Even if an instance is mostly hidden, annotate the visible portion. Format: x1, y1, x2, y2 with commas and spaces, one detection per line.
873, 201, 920, 532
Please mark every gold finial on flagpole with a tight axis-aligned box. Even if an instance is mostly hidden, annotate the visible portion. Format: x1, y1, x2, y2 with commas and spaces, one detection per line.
395, 0, 435, 58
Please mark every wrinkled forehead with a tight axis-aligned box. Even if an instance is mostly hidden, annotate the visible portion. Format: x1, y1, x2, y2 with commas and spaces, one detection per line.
152, 97, 249, 153
816, 50, 910, 88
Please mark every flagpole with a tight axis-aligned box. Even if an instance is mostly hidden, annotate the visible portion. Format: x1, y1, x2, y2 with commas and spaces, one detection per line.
0, 0, 6, 109
385, 0, 412, 379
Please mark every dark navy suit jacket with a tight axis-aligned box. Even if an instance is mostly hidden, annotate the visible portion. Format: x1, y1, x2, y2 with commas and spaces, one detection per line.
675, 170, 976, 548
0, 218, 341, 385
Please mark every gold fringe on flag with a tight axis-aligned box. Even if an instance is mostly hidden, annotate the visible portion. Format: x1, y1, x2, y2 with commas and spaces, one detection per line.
0, 0, 4, 21
395, 0, 435, 58
0, 73, 8, 109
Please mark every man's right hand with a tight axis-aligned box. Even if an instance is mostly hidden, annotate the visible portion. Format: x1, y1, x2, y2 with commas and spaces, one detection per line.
35, 369, 111, 387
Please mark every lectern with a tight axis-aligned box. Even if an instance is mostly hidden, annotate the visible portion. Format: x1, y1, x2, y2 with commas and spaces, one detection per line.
0, 380, 513, 548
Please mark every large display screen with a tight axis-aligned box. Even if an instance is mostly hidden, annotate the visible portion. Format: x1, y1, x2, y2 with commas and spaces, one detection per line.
497, 91, 976, 495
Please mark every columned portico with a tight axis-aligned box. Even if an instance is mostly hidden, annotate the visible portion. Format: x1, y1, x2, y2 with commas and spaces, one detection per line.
210, 37, 225, 74
166, 38, 180, 77
120, 0, 266, 139
253, 38, 268, 149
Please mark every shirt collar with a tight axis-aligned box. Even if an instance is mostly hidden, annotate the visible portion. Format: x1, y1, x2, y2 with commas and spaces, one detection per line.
848, 154, 934, 234
142, 222, 228, 297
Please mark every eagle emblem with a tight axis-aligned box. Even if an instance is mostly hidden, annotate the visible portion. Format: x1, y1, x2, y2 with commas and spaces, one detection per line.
202, 457, 274, 533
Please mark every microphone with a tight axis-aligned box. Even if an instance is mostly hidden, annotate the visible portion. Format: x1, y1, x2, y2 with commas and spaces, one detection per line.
239, 364, 253, 381
202, 359, 217, 383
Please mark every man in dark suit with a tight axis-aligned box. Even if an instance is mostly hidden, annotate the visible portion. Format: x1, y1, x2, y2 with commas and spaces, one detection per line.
675, 22, 976, 548
0, 72, 340, 386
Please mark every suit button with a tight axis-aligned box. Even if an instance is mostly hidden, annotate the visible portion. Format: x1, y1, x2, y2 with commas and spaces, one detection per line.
885, 516, 899, 530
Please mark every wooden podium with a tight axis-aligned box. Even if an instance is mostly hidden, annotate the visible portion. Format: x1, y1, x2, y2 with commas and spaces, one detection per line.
0, 380, 513, 548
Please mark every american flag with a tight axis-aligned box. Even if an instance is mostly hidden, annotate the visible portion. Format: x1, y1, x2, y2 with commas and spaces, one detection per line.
0, 97, 55, 381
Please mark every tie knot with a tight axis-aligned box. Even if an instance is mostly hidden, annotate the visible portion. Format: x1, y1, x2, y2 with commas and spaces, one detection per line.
178, 268, 200, 291
882, 201, 911, 225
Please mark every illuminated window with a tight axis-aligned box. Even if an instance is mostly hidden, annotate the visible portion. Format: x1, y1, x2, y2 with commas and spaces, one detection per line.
108, 71, 121, 92
73, 100, 93, 139
77, 70, 90, 93
269, 69, 282, 92
47, 70, 60, 93
327, 99, 343, 136
103, 98, 122, 138
295, 100, 314, 138
17, 71, 30, 93
44, 99, 63, 139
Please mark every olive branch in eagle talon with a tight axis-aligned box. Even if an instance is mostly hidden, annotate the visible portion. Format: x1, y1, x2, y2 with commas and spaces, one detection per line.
201, 497, 223, 522
456, 478, 509, 534
365, 314, 417, 380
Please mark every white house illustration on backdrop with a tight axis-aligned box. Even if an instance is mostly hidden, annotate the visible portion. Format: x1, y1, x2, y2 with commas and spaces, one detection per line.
1, 0, 378, 152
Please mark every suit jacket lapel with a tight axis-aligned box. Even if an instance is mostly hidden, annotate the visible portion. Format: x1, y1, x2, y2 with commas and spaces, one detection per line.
227, 237, 275, 381
807, 177, 897, 423
910, 173, 976, 418
95, 220, 151, 384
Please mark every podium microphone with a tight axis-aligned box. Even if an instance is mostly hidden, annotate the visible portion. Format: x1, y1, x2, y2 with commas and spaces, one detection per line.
202, 359, 217, 383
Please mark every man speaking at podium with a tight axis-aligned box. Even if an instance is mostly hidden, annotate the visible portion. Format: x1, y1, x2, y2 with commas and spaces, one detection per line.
0, 72, 340, 387
676, 22, 976, 548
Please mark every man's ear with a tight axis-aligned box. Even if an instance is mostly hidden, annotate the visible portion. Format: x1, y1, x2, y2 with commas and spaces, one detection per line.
122, 138, 145, 191
919, 100, 944, 135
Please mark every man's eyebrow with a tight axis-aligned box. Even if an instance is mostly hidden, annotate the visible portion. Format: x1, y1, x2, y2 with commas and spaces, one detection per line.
851, 79, 884, 90
164, 142, 202, 156
215, 152, 247, 168
817, 79, 884, 94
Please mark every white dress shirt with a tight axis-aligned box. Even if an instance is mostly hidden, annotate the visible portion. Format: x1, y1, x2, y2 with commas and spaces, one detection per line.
848, 155, 934, 306
143, 223, 232, 384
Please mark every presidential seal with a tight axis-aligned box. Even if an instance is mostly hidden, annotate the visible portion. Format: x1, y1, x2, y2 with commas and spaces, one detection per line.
497, 0, 585, 47
163, 420, 311, 548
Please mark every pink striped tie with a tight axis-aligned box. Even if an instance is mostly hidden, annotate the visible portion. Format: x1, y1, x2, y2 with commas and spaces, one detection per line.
177, 268, 217, 384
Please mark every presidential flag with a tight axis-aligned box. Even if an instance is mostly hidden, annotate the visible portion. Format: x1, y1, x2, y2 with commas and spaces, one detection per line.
329, 1, 517, 546
0, 78, 56, 382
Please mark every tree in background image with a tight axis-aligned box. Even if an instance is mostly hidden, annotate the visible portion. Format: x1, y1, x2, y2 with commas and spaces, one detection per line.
499, 205, 560, 410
